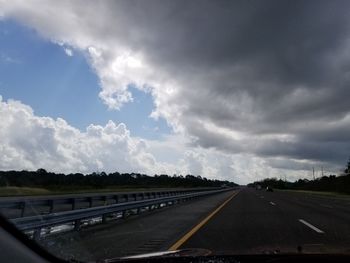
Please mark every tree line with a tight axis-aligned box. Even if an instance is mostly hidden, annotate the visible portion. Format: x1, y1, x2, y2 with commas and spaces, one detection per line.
0, 169, 238, 189
248, 158, 350, 194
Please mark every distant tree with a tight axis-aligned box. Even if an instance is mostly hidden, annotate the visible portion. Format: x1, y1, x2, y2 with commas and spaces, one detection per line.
0, 170, 238, 189
345, 157, 350, 175
36, 168, 47, 174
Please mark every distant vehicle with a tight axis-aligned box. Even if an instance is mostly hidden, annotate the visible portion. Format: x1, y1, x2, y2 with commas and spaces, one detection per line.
266, 186, 273, 192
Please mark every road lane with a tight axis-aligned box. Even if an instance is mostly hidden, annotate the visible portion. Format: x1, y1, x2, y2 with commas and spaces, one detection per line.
264, 190, 350, 252
179, 188, 350, 254
272, 190, 350, 215
169, 191, 239, 250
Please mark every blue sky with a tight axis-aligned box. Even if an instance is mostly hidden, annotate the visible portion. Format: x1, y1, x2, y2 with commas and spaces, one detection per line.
0, 20, 171, 139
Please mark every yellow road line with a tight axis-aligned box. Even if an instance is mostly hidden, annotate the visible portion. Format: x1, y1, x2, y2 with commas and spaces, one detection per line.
168, 190, 239, 251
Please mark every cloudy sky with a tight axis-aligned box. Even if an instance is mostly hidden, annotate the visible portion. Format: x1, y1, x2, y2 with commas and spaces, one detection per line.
1, 0, 350, 184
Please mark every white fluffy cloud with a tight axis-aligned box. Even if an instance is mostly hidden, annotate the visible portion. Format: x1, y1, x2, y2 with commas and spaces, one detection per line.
2, 97, 266, 182
0, 96, 156, 174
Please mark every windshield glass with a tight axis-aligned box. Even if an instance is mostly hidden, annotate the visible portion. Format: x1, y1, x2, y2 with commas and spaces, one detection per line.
0, 0, 350, 261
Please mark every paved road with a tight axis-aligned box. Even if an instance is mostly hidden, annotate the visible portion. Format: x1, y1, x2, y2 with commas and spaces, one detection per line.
37, 188, 350, 261
180, 188, 350, 254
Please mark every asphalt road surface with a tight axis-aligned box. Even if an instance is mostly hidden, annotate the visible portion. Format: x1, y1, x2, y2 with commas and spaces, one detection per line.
180, 188, 350, 255
37, 188, 350, 261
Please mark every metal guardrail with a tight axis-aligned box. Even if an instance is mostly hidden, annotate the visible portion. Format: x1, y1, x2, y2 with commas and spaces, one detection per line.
10, 188, 232, 239
0, 188, 219, 218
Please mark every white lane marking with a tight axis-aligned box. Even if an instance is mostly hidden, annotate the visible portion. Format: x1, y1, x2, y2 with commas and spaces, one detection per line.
320, 204, 333, 209
269, 201, 276, 206
298, 219, 325, 234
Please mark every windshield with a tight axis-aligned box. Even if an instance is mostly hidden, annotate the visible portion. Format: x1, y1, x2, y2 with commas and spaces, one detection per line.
0, 0, 350, 262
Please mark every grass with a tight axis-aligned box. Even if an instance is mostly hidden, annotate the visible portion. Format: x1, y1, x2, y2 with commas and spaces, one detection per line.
0, 186, 188, 197
0, 186, 52, 196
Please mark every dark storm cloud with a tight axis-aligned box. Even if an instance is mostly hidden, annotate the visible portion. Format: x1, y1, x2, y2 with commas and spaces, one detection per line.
116, 0, 350, 84
107, 0, 350, 167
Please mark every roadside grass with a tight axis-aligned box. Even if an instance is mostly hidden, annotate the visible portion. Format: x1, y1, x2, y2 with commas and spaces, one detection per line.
0, 186, 52, 196
0, 186, 189, 197
277, 189, 350, 199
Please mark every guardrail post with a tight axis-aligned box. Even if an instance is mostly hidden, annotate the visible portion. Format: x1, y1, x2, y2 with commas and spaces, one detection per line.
33, 228, 41, 240
88, 197, 93, 208
71, 198, 76, 210
49, 200, 54, 213
74, 219, 81, 230
114, 195, 119, 204
122, 210, 127, 219
20, 202, 26, 217
102, 214, 107, 223
133, 194, 137, 201
103, 196, 107, 206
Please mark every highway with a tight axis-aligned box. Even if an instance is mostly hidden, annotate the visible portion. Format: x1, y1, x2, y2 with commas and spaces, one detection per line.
179, 188, 350, 254
37, 188, 350, 261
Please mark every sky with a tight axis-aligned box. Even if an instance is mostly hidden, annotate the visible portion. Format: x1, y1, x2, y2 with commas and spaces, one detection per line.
0, 0, 350, 184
